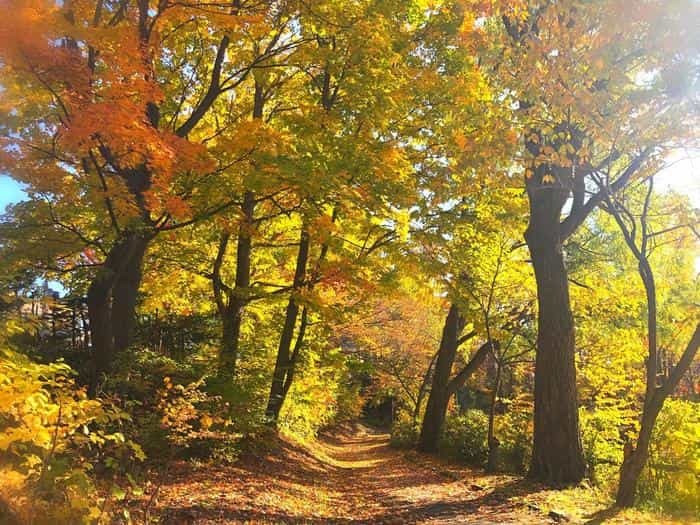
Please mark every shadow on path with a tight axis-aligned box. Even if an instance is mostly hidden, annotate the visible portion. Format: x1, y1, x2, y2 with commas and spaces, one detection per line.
150, 422, 555, 524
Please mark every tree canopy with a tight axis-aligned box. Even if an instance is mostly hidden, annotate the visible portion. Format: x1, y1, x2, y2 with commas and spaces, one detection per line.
0, 0, 698, 522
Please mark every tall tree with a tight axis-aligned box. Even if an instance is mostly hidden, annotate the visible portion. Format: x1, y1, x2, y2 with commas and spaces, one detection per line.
0, 0, 302, 392
602, 179, 700, 506
483, 0, 700, 483
418, 303, 493, 452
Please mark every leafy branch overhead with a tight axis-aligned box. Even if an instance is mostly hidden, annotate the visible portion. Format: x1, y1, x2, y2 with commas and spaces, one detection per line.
0, 0, 698, 522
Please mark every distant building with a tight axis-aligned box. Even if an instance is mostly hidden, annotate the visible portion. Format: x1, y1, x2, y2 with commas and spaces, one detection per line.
18, 282, 59, 319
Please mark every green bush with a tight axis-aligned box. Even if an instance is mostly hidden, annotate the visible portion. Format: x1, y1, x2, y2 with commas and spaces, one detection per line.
580, 406, 629, 488
495, 402, 532, 473
580, 399, 700, 514
105, 347, 247, 464
439, 409, 489, 465
638, 399, 700, 514
390, 415, 419, 448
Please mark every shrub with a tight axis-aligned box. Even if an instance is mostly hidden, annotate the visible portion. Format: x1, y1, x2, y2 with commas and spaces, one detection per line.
580, 406, 629, 489
390, 414, 419, 449
157, 376, 239, 461
638, 399, 700, 514
580, 399, 700, 514
439, 409, 489, 466
0, 348, 142, 524
278, 345, 346, 439
495, 401, 532, 473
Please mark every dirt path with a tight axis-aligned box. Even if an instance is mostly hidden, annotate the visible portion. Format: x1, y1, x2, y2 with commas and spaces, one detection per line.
144, 424, 677, 524
301, 424, 543, 524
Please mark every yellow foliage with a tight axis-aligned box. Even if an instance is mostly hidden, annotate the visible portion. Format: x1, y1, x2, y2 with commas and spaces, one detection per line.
0, 343, 139, 523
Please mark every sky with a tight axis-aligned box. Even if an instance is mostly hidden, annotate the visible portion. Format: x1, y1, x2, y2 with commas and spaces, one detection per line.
0, 175, 27, 213
655, 151, 700, 207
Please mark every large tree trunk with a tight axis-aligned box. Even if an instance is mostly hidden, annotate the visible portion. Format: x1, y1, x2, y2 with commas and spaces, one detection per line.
265, 229, 310, 425
418, 304, 464, 453
86, 232, 150, 395
87, 272, 114, 396
526, 184, 586, 485
112, 234, 150, 353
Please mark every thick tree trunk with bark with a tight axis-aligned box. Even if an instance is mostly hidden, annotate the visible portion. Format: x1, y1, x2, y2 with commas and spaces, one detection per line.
87, 274, 113, 396
526, 184, 586, 485
418, 326, 498, 452
112, 235, 150, 353
265, 229, 310, 425
86, 232, 150, 395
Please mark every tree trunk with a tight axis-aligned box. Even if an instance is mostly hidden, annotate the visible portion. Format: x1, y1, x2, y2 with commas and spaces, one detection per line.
609, 191, 700, 506
615, 326, 700, 507
218, 190, 255, 377
413, 350, 439, 427
418, 304, 463, 453
86, 232, 150, 395
615, 401, 659, 507
526, 184, 586, 485
87, 272, 113, 396
280, 306, 309, 402
603, 179, 700, 506
265, 206, 338, 425
217, 80, 263, 376
265, 228, 310, 425
615, 256, 659, 504
486, 363, 501, 472
112, 234, 149, 353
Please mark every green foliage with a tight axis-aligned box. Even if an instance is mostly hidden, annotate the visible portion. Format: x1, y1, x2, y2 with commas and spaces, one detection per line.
390, 414, 420, 449
580, 406, 630, 488
279, 344, 357, 439
579, 399, 700, 514
105, 347, 249, 464
439, 410, 489, 466
494, 401, 533, 473
638, 399, 700, 513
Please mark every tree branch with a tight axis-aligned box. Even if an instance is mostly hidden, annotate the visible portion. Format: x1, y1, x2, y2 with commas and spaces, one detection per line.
175, 35, 230, 137
446, 340, 495, 396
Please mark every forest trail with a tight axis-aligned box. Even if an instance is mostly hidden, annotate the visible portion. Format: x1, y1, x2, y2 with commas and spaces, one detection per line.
145, 424, 674, 524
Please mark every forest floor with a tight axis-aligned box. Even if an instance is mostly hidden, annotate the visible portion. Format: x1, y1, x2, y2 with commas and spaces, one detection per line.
137, 423, 695, 524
